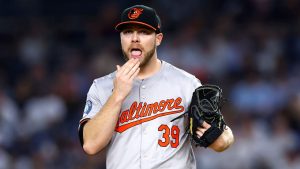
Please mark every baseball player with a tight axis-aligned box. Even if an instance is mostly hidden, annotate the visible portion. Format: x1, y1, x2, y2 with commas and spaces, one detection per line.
78, 5, 234, 169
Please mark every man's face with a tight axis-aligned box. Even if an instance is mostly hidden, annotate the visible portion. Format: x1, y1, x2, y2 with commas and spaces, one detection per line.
120, 25, 163, 67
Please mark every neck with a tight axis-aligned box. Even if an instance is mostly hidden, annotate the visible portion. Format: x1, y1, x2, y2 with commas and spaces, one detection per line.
137, 54, 161, 80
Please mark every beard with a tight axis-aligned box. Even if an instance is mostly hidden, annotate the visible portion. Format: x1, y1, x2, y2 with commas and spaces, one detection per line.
122, 45, 156, 68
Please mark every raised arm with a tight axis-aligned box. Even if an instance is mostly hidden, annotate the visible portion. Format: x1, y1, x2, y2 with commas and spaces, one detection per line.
82, 58, 140, 155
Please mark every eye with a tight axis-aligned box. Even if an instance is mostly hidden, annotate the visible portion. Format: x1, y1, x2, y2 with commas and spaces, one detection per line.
140, 30, 150, 35
122, 30, 132, 34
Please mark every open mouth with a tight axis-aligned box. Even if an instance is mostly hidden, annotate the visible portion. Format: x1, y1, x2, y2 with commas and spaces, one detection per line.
130, 48, 142, 59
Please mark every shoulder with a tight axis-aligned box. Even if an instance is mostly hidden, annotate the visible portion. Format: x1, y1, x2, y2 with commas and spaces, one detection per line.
93, 72, 115, 85
89, 72, 115, 92
162, 61, 201, 85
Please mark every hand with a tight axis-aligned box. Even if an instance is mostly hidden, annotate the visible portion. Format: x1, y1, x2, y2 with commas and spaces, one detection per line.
196, 121, 211, 138
112, 58, 140, 102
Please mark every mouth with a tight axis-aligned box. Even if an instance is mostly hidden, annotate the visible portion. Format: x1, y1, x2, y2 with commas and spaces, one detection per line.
130, 48, 142, 59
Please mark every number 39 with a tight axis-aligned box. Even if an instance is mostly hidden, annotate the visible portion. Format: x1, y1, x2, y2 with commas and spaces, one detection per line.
158, 125, 180, 148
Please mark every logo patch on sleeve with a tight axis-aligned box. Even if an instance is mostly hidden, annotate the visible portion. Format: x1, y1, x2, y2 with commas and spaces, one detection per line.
83, 100, 92, 116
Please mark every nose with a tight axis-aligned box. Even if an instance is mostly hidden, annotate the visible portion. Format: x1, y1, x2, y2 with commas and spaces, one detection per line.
131, 31, 140, 43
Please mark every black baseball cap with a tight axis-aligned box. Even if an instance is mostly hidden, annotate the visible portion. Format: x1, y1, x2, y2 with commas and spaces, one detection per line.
115, 5, 162, 33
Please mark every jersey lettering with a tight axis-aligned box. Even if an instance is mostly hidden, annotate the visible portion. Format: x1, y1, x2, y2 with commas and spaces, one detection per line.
115, 97, 184, 133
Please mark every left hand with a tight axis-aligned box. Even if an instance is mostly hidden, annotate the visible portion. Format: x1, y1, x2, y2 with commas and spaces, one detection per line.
196, 121, 211, 138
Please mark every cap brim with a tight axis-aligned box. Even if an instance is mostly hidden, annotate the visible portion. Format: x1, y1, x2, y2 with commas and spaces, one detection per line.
115, 21, 157, 32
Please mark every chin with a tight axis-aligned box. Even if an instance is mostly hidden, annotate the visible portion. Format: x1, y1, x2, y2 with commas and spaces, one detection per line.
130, 56, 142, 60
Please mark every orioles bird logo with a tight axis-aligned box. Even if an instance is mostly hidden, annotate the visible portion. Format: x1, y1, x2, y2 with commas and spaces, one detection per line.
128, 8, 143, 19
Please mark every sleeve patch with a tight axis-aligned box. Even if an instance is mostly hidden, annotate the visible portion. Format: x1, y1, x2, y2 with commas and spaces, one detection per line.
83, 100, 92, 116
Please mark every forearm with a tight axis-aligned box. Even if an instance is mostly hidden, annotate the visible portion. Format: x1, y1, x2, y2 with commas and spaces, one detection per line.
83, 93, 123, 155
82, 59, 140, 155
209, 126, 234, 152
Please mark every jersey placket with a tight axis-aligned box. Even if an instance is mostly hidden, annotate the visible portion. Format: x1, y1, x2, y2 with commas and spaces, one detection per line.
139, 79, 152, 169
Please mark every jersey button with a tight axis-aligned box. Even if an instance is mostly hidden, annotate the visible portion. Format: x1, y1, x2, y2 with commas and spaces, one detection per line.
141, 85, 146, 89
143, 128, 148, 134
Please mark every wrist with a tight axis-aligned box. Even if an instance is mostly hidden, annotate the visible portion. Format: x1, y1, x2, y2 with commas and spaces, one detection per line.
110, 91, 126, 104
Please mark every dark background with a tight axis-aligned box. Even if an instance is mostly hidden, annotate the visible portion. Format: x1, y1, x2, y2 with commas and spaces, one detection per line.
0, 0, 300, 169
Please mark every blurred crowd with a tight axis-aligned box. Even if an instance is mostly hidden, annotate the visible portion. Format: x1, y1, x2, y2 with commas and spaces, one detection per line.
0, 0, 300, 169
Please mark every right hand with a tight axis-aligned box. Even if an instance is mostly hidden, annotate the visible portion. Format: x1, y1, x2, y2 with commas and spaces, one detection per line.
112, 58, 140, 102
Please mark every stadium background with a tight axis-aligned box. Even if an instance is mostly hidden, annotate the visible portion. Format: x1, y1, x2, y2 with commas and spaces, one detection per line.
0, 0, 300, 168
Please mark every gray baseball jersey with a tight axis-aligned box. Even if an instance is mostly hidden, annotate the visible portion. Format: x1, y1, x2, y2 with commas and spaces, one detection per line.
79, 60, 201, 169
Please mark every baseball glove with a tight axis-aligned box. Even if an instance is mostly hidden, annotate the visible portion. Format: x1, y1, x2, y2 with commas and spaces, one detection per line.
188, 84, 226, 147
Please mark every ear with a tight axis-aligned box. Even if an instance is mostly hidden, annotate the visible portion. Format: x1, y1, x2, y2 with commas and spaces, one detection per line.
155, 33, 163, 47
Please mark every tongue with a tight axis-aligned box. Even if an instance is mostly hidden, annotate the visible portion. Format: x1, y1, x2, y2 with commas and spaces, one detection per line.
131, 50, 142, 56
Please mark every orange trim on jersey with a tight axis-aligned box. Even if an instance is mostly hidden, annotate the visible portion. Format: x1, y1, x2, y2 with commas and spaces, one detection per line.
115, 21, 157, 31
79, 118, 90, 125
115, 110, 184, 133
